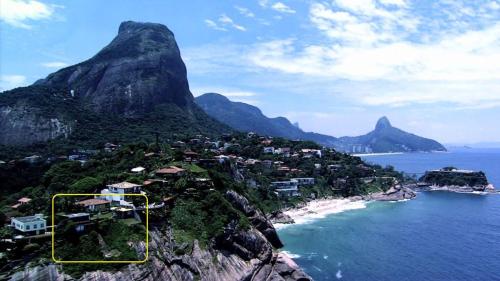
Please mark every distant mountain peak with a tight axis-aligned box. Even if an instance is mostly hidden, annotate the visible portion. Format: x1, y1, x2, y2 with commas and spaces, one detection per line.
375, 116, 392, 130
118, 20, 172, 35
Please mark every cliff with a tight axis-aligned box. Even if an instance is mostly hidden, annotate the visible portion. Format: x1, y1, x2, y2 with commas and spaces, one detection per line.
8, 191, 312, 281
0, 21, 229, 147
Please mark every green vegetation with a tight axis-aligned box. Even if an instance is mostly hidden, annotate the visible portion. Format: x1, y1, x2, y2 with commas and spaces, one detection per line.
420, 169, 488, 187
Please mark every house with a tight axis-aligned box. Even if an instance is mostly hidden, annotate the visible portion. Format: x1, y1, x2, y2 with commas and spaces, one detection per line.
112, 207, 135, 219
214, 155, 230, 163
155, 166, 186, 178
262, 160, 273, 169
11, 214, 46, 235
23, 155, 42, 164
261, 139, 273, 145
184, 151, 199, 162
301, 149, 322, 158
274, 147, 291, 157
277, 166, 291, 175
104, 143, 118, 152
11, 197, 31, 209
100, 182, 142, 203
292, 178, 316, 186
131, 166, 146, 173
172, 141, 186, 148
62, 213, 91, 232
270, 180, 300, 198
77, 198, 111, 212
263, 147, 275, 154
328, 164, 342, 172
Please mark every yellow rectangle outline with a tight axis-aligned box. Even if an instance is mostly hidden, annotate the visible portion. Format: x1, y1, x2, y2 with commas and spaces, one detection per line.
51, 193, 149, 264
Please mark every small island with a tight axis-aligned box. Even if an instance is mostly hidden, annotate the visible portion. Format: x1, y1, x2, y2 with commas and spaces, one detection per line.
419, 167, 496, 193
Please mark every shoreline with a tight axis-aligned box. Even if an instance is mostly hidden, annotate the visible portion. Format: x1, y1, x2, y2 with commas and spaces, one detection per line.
351, 152, 404, 157
273, 197, 369, 229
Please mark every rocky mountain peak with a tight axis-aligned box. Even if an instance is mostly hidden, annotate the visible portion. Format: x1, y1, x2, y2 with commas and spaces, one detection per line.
375, 116, 392, 130
36, 20, 193, 116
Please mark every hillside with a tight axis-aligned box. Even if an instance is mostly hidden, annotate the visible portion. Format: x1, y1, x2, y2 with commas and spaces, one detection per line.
195, 93, 338, 146
0, 21, 230, 149
337, 117, 447, 153
195, 94, 446, 153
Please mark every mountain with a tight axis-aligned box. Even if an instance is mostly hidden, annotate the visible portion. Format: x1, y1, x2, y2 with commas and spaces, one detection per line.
195, 93, 338, 146
336, 117, 447, 153
0, 21, 229, 147
195, 94, 446, 153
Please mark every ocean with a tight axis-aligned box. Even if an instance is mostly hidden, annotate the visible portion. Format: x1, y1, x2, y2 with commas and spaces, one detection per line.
277, 148, 500, 281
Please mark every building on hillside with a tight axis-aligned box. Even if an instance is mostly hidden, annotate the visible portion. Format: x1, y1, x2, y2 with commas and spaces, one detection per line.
104, 143, 118, 152
155, 166, 186, 178
292, 178, 315, 186
263, 147, 275, 154
301, 149, 322, 158
271, 180, 300, 198
11, 197, 32, 209
131, 166, 146, 173
100, 182, 142, 203
77, 198, 111, 212
61, 213, 91, 232
262, 160, 273, 169
11, 214, 46, 235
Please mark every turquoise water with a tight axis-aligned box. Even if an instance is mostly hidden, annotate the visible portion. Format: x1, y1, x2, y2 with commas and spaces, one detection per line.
278, 148, 500, 281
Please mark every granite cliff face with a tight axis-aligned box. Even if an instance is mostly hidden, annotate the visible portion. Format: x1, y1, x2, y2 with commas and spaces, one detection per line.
0, 22, 229, 147
36, 21, 194, 116
8, 191, 312, 281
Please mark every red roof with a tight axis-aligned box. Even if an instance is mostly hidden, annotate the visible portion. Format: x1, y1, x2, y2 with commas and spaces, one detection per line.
18, 197, 31, 203
156, 166, 185, 174
77, 199, 110, 207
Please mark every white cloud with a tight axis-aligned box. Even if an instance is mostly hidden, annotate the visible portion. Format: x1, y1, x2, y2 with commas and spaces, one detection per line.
205, 14, 246, 32
41, 61, 69, 68
218, 14, 246, 31
0, 0, 56, 28
258, 0, 270, 8
271, 2, 296, 14
0, 75, 27, 91
204, 19, 227, 31
235, 6, 255, 17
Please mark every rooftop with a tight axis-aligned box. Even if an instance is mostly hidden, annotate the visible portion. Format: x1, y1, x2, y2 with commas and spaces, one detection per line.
13, 214, 44, 223
77, 198, 110, 207
63, 213, 90, 219
156, 166, 185, 174
18, 197, 31, 203
107, 181, 142, 189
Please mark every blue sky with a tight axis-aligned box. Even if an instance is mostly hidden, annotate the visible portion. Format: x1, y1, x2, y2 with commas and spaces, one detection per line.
1, 0, 500, 144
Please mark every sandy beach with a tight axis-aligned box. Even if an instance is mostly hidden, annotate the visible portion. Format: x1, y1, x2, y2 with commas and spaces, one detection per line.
274, 198, 367, 229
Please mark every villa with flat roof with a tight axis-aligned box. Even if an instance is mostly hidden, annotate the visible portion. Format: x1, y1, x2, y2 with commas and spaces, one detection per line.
11, 214, 46, 235
100, 181, 142, 204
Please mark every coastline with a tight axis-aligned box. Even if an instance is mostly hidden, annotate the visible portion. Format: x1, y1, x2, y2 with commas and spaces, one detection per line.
273, 197, 368, 229
351, 152, 404, 157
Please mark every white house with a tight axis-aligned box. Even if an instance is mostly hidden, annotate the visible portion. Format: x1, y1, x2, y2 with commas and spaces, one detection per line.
292, 178, 315, 186
131, 166, 146, 173
263, 147, 275, 154
11, 214, 46, 235
270, 180, 300, 198
100, 181, 142, 204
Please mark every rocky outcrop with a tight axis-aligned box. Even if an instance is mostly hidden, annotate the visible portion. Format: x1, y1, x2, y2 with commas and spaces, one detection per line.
36, 21, 194, 116
225, 190, 284, 248
0, 21, 230, 146
269, 211, 295, 225
364, 184, 416, 201
0, 104, 72, 146
8, 191, 312, 281
415, 184, 497, 193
